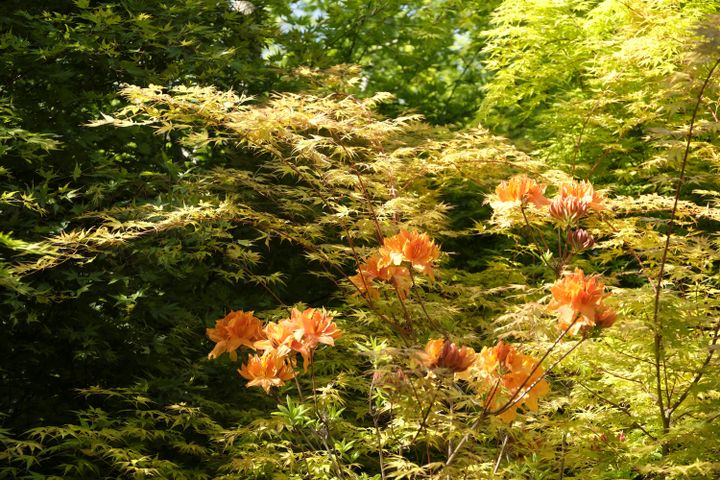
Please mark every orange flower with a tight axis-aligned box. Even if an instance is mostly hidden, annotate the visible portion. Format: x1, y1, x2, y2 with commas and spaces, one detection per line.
349, 254, 412, 299
254, 321, 295, 356
206, 310, 264, 361
472, 341, 550, 423
420, 338, 476, 373
238, 349, 296, 394
549, 268, 610, 335
494, 175, 550, 209
557, 180, 604, 211
285, 308, 342, 371
378, 230, 441, 279
349, 271, 379, 298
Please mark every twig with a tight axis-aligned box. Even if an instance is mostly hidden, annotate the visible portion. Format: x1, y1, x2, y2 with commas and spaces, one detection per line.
410, 383, 440, 445
368, 375, 387, 480
651, 55, 720, 434
493, 433, 509, 475
558, 432, 567, 480
483, 378, 502, 414
294, 376, 305, 403
571, 101, 599, 175
520, 205, 553, 262
408, 268, 444, 332
576, 381, 657, 440
669, 316, 720, 413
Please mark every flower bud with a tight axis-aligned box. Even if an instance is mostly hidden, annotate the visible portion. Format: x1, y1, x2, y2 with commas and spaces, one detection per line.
550, 196, 589, 224
567, 229, 595, 251
595, 305, 617, 329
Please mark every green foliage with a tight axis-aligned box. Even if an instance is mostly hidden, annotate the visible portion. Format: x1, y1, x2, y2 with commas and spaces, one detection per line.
479, 0, 720, 187
1, 386, 230, 479
0, 0, 280, 454
269, 0, 501, 125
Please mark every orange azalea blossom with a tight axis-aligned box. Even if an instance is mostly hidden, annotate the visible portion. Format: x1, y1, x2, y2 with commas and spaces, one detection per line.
494, 175, 551, 209
550, 268, 616, 335
238, 349, 296, 394
206, 310, 264, 361
420, 338, 476, 373
557, 180, 605, 211
285, 308, 342, 371
377, 230, 441, 279
471, 341, 550, 423
254, 321, 295, 356
349, 254, 412, 299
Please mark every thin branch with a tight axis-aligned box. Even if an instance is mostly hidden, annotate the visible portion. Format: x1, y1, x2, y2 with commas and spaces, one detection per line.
368, 376, 387, 480
493, 316, 580, 415
576, 381, 657, 440
558, 432, 568, 480
408, 268, 444, 332
483, 378, 502, 414
571, 100, 600, 175
410, 383, 440, 446
520, 204, 555, 273
601, 339, 656, 366
493, 433, 509, 475
651, 55, 720, 432
669, 316, 720, 413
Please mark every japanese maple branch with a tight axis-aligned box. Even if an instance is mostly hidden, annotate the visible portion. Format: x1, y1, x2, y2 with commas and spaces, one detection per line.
368, 377, 387, 480
668, 316, 720, 414
651, 55, 720, 431
575, 381, 657, 440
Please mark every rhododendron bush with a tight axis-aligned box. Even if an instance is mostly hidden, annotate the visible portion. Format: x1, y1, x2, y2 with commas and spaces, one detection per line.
75, 70, 716, 478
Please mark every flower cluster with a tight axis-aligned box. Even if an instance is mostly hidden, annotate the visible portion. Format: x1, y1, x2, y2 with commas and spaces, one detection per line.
207, 307, 342, 393
549, 268, 617, 335
549, 180, 605, 225
349, 230, 440, 299
492, 175, 605, 228
238, 350, 296, 394
464, 341, 550, 423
